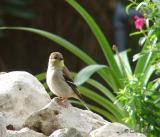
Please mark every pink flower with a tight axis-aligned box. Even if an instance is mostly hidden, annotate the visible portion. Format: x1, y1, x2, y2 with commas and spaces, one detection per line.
134, 15, 145, 29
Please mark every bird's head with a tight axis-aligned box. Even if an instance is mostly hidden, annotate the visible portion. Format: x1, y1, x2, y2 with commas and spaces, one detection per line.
48, 52, 64, 69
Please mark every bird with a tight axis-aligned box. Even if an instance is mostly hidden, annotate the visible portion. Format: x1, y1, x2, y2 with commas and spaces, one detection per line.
46, 52, 90, 110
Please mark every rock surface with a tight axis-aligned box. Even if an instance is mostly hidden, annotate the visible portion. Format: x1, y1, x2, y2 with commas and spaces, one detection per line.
0, 113, 47, 137
7, 128, 47, 137
49, 128, 82, 137
0, 71, 146, 137
0, 71, 51, 130
0, 112, 7, 137
90, 123, 146, 137
24, 98, 107, 136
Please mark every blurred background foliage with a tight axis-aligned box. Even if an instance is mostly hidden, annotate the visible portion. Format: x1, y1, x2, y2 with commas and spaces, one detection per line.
0, 0, 138, 74
0, 0, 35, 36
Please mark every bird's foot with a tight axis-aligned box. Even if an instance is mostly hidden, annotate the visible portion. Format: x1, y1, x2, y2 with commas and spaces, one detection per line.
57, 97, 68, 108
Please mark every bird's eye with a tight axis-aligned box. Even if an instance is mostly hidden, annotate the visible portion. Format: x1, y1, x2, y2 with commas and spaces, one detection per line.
54, 56, 58, 59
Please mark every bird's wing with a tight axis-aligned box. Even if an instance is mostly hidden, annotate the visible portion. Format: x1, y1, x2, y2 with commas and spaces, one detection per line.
63, 65, 81, 98
63, 65, 90, 110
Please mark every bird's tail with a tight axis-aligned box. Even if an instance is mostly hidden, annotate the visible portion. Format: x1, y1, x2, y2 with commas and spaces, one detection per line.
73, 88, 90, 111
79, 98, 90, 111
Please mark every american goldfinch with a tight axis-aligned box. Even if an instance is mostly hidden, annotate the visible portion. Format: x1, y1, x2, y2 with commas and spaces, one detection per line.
46, 52, 89, 110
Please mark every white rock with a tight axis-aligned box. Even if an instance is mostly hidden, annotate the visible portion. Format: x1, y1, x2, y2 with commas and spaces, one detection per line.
0, 72, 6, 75
111, 133, 146, 137
49, 128, 82, 137
90, 123, 146, 137
0, 112, 7, 137
0, 71, 51, 130
7, 128, 47, 137
24, 98, 108, 136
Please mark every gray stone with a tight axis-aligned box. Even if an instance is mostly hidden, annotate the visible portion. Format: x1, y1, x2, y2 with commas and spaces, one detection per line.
0, 71, 145, 137
49, 128, 82, 137
0, 71, 51, 130
90, 123, 146, 137
0, 112, 7, 137
24, 97, 108, 136
112, 133, 146, 137
0, 72, 6, 75
7, 128, 47, 137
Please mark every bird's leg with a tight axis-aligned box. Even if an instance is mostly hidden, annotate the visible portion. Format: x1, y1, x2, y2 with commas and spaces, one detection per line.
57, 97, 67, 107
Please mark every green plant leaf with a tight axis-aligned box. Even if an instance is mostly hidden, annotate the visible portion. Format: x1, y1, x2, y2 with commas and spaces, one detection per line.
72, 70, 120, 102
134, 51, 152, 74
36, 72, 46, 81
74, 64, 107, 85
0, 26, 96, 65
114, 50, 132, 76
139, 37, 146, 46
79, 86, 125, 121
70, 100, 117, 122
130, 30, 147, 36
132, 53, 144, 62
87, 79, 116, 102
66, 0, 123, 81
0, 26, 122, 91
152, 79, 160, 90
87, 79, 123, 109
136, 2, 147, 11
72, 71, 118, 103
126, 3, 135, 14
143, 65, 155, 86
104, 67, 123, 91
